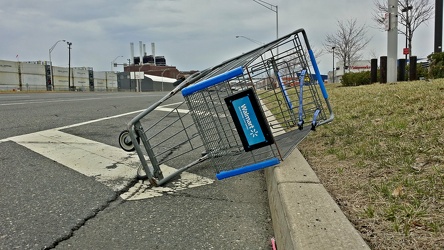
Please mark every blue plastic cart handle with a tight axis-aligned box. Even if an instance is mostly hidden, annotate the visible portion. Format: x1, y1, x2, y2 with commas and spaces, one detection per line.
182, 67, 244, 96
276, 72, 293, 109
308, 50, 329, 99
215, 158, 280, 180
312, 109, 321, 125
298, 69, 306, 123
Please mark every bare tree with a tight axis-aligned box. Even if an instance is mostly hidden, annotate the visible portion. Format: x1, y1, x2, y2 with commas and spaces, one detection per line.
281, 48, 324, 72
373, 0, 434, 56
323, 19, 372, 73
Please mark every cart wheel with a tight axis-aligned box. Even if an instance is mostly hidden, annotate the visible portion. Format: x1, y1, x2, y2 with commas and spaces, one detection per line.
119, 130, 140, 152
297, 120, 304, 131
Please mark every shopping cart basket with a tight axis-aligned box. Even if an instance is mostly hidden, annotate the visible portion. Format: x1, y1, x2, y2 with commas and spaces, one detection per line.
119, 28, 334, 185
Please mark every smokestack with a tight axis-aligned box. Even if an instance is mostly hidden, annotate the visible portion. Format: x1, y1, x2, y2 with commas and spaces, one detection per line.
143, 44, 146, 56
151, 42, 156, 66
139, 41, 143, 65
130, 42, 134, 65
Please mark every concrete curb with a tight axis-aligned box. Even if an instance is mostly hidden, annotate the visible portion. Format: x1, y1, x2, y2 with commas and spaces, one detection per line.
265, 149, 370, 250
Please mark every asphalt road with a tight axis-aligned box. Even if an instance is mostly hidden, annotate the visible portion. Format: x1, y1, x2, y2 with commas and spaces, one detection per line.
0, 92, 273, 249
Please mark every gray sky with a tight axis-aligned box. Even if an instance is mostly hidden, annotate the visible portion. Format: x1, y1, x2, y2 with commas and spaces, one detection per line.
0, 0, 436, 74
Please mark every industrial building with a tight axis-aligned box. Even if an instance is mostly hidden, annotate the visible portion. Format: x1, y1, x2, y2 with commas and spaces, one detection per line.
116, 41, 197, 92
0, 41, 195, 92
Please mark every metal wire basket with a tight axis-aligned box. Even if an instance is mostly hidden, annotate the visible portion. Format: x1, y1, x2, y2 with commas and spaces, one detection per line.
119, 28, 334, 185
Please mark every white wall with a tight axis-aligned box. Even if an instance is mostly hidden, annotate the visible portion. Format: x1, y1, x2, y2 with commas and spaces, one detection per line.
0, 60, 118, 91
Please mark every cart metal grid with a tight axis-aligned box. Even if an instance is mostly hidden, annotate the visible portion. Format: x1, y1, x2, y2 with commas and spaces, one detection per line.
119, 28, 333, 185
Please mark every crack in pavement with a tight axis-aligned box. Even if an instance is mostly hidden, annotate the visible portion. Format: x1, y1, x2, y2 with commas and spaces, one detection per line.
44, 178, 139, 249
45, 173, 214, 248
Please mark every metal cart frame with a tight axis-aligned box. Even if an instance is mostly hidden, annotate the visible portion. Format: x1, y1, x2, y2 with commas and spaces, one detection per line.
119, 28, 334, 186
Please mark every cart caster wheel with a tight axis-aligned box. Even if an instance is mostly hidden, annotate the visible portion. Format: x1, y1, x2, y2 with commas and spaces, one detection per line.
136, 172, 148, 180
311, 122, 318, 131
297, 121, 304, 131
119, 130, 140, 152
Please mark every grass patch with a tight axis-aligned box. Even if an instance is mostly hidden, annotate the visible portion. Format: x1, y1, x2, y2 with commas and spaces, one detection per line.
298, 79, 444, 249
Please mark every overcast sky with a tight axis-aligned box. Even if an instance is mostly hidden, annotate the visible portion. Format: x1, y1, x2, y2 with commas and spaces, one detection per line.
0, 0, 437, 74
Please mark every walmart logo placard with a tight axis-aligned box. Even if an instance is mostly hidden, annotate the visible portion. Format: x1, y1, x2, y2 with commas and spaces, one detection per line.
225, 88, 274, 152
233, 97, 265, 146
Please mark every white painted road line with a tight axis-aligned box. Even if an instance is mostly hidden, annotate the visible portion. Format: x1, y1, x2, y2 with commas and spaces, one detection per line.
55, 109, 145, 130
154, 107, 189, 114
8, 129, 141, 192
2, 104, 214, 200
7, 129, 214, 200
0, 94, 165, 106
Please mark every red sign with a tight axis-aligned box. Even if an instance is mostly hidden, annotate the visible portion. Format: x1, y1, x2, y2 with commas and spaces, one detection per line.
351, 65, 371, 70
403, 48, 409, 55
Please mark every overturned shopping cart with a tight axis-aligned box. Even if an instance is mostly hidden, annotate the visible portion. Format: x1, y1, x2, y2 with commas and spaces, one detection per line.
119, 28, 334, 186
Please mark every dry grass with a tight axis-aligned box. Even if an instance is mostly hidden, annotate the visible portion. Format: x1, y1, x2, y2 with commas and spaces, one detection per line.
298, 79, 444, 249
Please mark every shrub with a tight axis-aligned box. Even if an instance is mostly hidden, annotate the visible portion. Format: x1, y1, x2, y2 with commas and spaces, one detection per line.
428, 52, 444, 79
405, 64, 429, 80
417, 64, 429, 79
341, 71, 372, 86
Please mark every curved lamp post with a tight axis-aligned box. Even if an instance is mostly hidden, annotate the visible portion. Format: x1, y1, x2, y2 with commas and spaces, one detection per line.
252, 0, 278, 53
235, 35, 264, 45
67, 41, 72, 90
49, 39, 66, 91
161, 68, 171, 91
111, 55, 123, 71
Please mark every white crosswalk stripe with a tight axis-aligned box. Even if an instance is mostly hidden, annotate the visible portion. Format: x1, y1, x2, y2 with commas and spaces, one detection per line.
2, 106, 214, 200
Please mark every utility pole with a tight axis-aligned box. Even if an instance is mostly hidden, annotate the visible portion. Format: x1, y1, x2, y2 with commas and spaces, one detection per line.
387, 0, 398, 83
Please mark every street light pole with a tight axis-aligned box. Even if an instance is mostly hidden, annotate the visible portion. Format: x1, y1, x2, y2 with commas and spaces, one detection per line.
161, 68, 171, 91
67, 41, 72, 91
49, 39, 66, 91
332, 46, 336, 83
235, 35, 265, 45
138, 64, 146, 92
111, 56, 123, 72
252, 0, 278, 54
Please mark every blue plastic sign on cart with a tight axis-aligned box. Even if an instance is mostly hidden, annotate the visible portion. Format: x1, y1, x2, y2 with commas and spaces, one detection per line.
225, 88, 274, 152
232, 96, 265, 145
